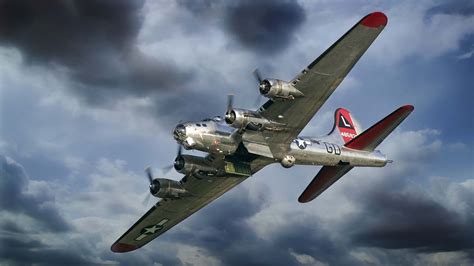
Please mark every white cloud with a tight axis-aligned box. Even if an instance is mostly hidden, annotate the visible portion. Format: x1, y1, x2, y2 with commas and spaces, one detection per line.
289, 248, 321, 265
457, 47, 474, 59
415, 251, 473, 266
1, 1, 473, 265
176, 244, 222, 266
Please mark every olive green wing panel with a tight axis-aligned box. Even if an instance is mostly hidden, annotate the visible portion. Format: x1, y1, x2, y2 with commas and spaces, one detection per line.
110, 173, 248, 253
110, 156, 272, 252
259, 12, 387, 154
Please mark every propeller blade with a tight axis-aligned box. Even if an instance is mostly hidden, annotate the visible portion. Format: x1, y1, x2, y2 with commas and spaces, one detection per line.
177, 144, 182, 156
254, 94, 263, 107
227, 94, 234, 112
145, 166, 153, 183
142, 192, 151, 206
253, 68, 263, 83
161, 164, 174, 175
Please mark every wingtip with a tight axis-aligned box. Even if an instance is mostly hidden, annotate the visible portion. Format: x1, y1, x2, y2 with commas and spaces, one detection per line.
111, 242, 138, 253
402, 104, 415, 111
297, 195, 312, 203
360, 12, 388, 28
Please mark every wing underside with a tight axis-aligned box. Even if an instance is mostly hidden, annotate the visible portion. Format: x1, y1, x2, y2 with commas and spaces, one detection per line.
111, 174, 249, 252
258, 12, 387, 156
111, 157, 271, 252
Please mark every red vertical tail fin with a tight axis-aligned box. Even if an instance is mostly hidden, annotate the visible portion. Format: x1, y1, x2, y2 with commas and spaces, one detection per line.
325, 108, 362, 144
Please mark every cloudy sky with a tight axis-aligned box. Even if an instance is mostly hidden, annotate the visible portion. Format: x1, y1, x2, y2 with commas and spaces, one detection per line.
0, 0, 473, 265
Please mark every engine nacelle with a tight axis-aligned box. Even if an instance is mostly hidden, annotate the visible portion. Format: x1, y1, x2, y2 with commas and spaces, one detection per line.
150, 178, 187, 198
174, 154, 219, 176
259, 79, 304, 100
280, 155, 296, 168
225, 108, 284, 130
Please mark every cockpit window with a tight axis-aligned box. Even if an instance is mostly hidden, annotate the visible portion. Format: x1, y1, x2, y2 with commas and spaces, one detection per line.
196, 124, 201, 127
202, 124, 207, 127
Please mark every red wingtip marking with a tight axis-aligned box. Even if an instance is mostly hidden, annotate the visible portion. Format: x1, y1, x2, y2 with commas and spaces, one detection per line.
298, 197, 308, 203
298, 196, 310, 203
402, 105, 415, 111
111, 243, 137, 253
361, 12, 388, 28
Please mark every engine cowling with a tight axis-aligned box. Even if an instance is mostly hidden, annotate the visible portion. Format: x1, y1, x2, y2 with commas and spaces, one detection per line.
225, 108, 283, 130
174, 154, 219, 176
259, 79, 304, 100
150, 178, 187, 198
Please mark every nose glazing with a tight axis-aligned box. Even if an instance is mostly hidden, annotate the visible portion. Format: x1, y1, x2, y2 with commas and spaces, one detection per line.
173, 124, 186, 141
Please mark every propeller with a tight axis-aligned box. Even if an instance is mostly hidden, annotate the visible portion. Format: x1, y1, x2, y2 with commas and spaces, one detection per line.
253, 68, 263, 83
225, 94, 236, 124
145, 166, 153, 183
142, 166, 159, 206
227, 94, 234, 113
142, 144, 184, 206
253, 68, 269, 106
142, 190, 152, 206
160, 144, 184, 175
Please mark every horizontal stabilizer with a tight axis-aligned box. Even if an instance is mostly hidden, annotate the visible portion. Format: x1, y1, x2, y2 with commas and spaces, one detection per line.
298, 105, 414, 203
298, 165, 353, 203
345, 105, 414, 151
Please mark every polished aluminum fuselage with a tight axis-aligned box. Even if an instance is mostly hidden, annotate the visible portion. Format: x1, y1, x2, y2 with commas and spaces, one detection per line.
173, 117, 239, 155
173, 117, 387, 168
288, 138, 386, 167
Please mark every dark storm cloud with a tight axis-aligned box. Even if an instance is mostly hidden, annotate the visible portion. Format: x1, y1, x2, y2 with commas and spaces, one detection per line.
154, 91, 225, 128
161, 173, 474, 265
426, 0, 474, 17
168, 187, 356, 266
0, 156, 97, 265
179, 0, 306, 55
224, 0, 306, 54
345, 176, 474, 253
0, 0, 192, 105
0, 155, 70, 232
0, 236, 92, 266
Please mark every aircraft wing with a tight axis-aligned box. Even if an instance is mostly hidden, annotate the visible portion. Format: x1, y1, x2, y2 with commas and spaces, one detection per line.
111, 173, 248, 252
111, 157, 271, 252
258, 12, 387, 156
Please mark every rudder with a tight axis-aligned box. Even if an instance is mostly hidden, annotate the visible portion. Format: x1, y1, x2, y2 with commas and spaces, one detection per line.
326, 108, 362, 144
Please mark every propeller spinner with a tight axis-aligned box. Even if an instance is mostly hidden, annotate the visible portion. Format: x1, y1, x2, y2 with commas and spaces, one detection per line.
253, 68, 271, 95
145, 167, 160, 195
225, 94, 236, 124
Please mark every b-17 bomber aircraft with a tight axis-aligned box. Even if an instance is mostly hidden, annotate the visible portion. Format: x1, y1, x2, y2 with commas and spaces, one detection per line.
111, 11, 414, 252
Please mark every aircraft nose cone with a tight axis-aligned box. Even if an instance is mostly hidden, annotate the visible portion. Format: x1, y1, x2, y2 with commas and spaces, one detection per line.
173, 124, 186, 141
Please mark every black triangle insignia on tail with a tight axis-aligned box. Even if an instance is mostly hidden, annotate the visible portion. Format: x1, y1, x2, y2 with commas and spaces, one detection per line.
338, 114, 354, 129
